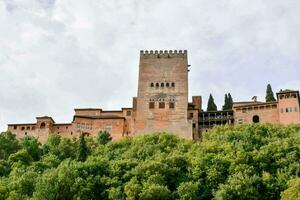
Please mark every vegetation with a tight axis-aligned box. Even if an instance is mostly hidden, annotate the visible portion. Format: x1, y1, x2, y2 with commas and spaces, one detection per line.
0, 124, 299, 199
207, 94, 218, 111
222, 93, 233, 110
266, 84, 276, 102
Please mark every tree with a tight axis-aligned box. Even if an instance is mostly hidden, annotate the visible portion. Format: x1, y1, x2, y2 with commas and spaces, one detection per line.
281, 178, 300, 200
228, 93, 233, 109
207, 94, 217, 111
265, 84, 276, 102
223, 93, 233, 110
0, 132, 20, 160
222, 94, 229, 110
20, 136, 41, 161
77, 135, 89, 162
96, 131, 112, 145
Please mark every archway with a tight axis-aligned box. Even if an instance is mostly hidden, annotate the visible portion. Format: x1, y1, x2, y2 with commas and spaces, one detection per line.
252, 115, 260, 123
40, 122, 46, 129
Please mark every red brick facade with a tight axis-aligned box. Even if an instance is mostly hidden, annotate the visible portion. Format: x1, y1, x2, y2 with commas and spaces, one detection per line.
6, 51, 300, 143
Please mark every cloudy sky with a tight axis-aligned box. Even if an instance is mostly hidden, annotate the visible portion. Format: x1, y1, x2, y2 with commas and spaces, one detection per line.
0, 0, 299, 131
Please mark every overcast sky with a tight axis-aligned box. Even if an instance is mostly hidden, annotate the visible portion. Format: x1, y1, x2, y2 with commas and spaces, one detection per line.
0, 0, 299, 131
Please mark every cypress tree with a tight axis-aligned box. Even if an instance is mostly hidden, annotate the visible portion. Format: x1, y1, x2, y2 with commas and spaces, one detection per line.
228, 93, 233, 109
265, 84, 276, 102
222, 94, 229, 110
207, 94, 217, 111
77, 134, 88, 162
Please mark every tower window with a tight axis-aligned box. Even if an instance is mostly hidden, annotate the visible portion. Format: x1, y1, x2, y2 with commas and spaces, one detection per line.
252, 115, 260, 123
40, 122, 46, 129
156, 83, 159, 87
159, 102, 165, 109
171, 82, 175, 87
166, 83, 169, 87
161, 83, 164, 87
169, 102, 175, 109
150, 83, 154, 87
149, 102, 155, 109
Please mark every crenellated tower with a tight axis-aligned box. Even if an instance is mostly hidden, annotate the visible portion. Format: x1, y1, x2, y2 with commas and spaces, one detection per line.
133, 50, 193, 138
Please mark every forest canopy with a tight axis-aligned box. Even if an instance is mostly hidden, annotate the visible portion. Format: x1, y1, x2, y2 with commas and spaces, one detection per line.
0, 124, 299, 200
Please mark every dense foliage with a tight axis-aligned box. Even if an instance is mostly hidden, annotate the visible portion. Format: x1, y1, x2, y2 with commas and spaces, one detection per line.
0, 124, 299, 199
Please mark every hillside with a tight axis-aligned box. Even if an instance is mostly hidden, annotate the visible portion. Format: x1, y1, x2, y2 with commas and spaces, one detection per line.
0, 124, 300, 200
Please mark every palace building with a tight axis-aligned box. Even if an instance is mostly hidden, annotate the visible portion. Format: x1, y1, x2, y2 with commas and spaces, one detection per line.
7, 50, 300, 143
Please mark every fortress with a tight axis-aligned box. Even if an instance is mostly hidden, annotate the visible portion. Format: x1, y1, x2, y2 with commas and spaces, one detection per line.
7, 50, 300, 143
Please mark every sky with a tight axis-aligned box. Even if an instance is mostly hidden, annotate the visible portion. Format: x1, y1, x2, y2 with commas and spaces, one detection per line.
0, 0, 299, 131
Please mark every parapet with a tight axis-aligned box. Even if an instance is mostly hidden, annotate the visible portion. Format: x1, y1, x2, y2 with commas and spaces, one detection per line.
140, 50, 187, 59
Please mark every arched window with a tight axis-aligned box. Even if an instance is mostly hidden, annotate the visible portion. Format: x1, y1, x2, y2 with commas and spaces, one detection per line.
171, 82, 175, 87
161, 83, 164, 87
252, 115, 260, 123
150, 83, 154, 87
40, 122, 46, 129
156, 83, 159, 87
166, 83, 170, 87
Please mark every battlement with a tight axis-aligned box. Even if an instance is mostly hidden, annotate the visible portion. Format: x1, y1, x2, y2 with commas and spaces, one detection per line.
140, 50, 187, 58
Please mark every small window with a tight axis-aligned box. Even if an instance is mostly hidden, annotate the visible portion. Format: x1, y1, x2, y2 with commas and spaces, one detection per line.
161, 83, 164, 87
25, 132, 27, 135
281, 108, 284, 113
149, 102, 155, 109
40, 122, 46, 129
66, 126, 68, 129
156, 83, 159, 87
171, 82, 175, 87
193, 123, 196, 128
189, 113, 194, 118
295, 107, 298, 112
21, 127, 25, 131
159, 102, 165, 109
126, 111, 132, 116
169, 102, 175, 109
150, 83, 154, 87
14, 125, 17, 130
166, 83, 170, 87
71, 132, 73, 135
26, 126, 30, 130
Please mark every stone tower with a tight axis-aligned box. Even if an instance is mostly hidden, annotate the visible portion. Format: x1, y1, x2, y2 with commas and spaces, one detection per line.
133, 50, 193, 138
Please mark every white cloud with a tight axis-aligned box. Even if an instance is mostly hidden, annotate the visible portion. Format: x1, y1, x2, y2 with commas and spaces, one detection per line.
0, 0, 299, 130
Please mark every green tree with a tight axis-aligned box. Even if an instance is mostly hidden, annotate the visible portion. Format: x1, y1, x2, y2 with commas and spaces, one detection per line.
96, 131, 112, 145
207, 94, 217, 111
77, 135, 89, 162
140, 183, 171, 200
265, 84, 276, 102
0, 132, 20, 160
222, 94, 229, 110
281, 178, 300, 200
20, 136, 41, 161
228, 93, 233, 109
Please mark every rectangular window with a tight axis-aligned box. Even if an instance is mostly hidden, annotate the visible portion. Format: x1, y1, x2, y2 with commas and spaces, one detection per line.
189, 113, 194, 118
169, 102, 175, 109
159, 102, 165, 109
149, 102, 155, 109
286, 108, 289, 112
104, 126, 112, 132
295, 107, 298, 112
126, 111, 132, 116
289, 107, 293, 112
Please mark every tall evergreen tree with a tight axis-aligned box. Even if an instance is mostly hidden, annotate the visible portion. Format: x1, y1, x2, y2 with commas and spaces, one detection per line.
228, 93, 233, 109
265, 84, 276, 102
77, 135, 88, 162
222, 94, 229, 110
207, 94, 217, 111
